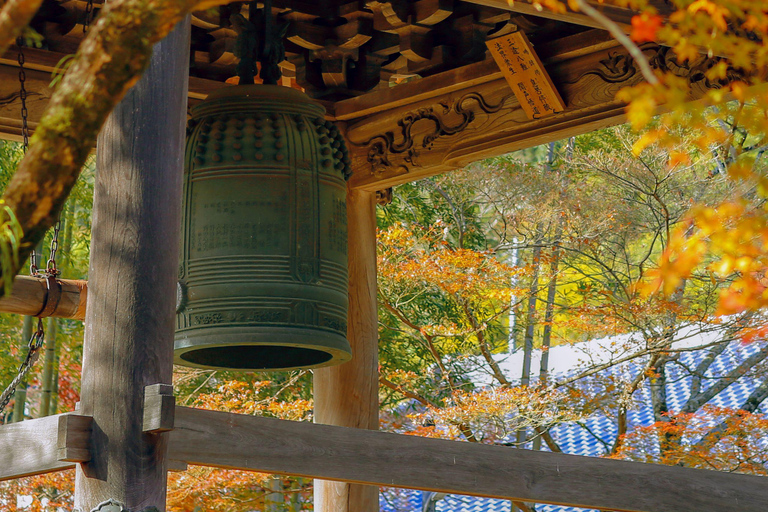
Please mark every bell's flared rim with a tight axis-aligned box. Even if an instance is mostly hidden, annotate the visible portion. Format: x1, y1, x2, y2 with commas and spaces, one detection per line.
174, 328, 352, 372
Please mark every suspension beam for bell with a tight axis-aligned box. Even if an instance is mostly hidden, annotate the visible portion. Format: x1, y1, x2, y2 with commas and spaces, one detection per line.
0, 275, 87, 320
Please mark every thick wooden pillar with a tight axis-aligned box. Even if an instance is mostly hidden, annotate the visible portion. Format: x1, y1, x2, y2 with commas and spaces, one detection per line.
313, 188, 379, 512
74, 19, 190, 512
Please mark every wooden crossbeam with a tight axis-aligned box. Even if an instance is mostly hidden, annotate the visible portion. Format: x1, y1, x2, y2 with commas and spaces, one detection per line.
4, 405, 767, 511
462, 0, 672, 32
0, 413, 90, 481
167, 406, 768, 512
0, 275, 87, 320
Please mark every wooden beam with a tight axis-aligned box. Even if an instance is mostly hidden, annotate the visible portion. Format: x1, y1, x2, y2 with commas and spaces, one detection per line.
313, 188, 380, 511
462, 0, 672, 32
73, 19, 190, 512
0, 62, 53, 142
168, 406, 768, 512
0, 413, 91, 481
0, 275, 87, 320
343, 42, 720, 191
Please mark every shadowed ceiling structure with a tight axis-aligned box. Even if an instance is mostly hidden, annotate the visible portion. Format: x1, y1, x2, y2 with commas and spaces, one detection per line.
0, 0, 720, 195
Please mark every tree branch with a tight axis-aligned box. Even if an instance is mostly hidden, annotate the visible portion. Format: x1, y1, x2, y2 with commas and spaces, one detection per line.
0, 0, 238, 294
0, 0, 44, 57
379, 375, 439, 409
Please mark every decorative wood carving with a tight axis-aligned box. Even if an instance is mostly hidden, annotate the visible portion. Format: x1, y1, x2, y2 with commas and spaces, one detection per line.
376, 187, 394, 205
362, 91, 508, 176
344, 41, 749, 191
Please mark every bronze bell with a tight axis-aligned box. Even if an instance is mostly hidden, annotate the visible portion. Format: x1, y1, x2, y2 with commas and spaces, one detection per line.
175, 84, 352, 371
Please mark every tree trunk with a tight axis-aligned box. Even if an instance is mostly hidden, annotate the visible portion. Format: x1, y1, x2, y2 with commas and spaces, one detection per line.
313, 189, 379, 512
11, 314, 33, 422
517, 244, 541, 448
39, 315, 57, 416
264, 477, 282, 512
73, 18, 189, 511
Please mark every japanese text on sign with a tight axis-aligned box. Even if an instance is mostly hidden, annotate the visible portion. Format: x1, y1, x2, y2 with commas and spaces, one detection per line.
486, 32, 566, 120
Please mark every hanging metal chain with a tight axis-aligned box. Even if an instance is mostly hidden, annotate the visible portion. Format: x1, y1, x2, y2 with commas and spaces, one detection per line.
16, 38, 40, 276
17, 39, 29, 151
83, 0, 95, 33
46, 219, 61, 275
0, 319, 45, 414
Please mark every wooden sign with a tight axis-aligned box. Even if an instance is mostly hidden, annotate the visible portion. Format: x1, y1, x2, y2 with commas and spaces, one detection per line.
486, 32, 566, 120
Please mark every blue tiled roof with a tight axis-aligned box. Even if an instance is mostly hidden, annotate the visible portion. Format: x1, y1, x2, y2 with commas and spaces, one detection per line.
379, 337, 767, 512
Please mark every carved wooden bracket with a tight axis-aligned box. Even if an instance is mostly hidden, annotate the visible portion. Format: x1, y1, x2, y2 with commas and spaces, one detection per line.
343, 41, 749, 191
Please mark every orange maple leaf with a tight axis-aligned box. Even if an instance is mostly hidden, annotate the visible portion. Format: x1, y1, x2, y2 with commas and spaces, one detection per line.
631, 13, 663, 43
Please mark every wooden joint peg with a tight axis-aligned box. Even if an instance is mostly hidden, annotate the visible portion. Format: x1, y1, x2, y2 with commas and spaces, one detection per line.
143, 383, 175, 433
57, 414, 93, 463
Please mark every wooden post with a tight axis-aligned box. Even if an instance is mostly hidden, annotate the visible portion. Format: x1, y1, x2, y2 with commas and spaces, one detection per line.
73, 18, 190, 512
313, 188, 379, 512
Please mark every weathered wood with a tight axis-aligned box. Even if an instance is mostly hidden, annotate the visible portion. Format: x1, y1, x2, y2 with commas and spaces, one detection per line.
487, 31, 566, 119
143, 383, 176, 434
0, 49, 227, 142
57, 413, 92, 463
313, 188, 380, 512
0, 63, 52, 143
0, 413, 89, 481
73, 18, 190, 512
0, 275, 87, 320
168, 406, 768, 512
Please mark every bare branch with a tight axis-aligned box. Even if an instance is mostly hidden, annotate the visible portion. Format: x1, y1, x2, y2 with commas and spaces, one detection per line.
572, 0, 659, 86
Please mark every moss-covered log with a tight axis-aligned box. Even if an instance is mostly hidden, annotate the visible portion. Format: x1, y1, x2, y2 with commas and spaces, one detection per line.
0, 0, 44, 57
0, 0, 235, 295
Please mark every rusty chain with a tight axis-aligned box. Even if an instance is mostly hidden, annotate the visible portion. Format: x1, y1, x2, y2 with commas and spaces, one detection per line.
16, 37, 40, 276
2, 40, 53, 418
84, 0, 94, 33
0, 319, 45, 416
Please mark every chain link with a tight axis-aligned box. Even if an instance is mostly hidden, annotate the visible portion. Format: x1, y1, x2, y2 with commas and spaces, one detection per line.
46, 219, 61, 275
17, 38, 29, 151
5, 41, 50, 418
16, 38, 39, 276
83, 0, 94, 33
0, 319, 45, 415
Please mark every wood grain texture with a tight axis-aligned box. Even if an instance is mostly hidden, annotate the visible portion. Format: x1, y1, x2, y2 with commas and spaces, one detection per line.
0, 275, 87, 320
487, 31, 565, 119
0, 414, 75, 481
0, 63, 52, 142
73, 18, 190, 512
143, 384, 176, 434
313, 188, 380, 512
168, 406, 768, 512
0, 50, 224, 141
57, 414, 93, 463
